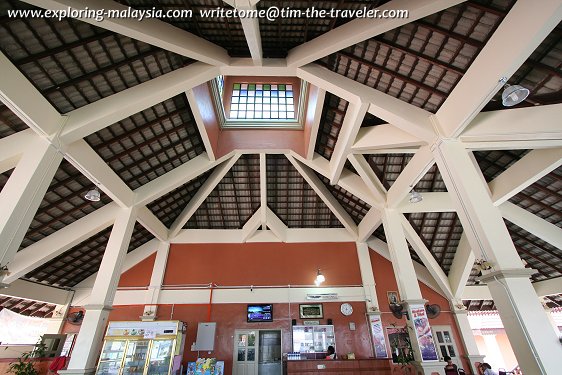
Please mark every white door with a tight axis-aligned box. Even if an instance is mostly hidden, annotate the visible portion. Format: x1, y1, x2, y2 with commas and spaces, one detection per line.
432, 326, 461, 368
233, 330, 258, 375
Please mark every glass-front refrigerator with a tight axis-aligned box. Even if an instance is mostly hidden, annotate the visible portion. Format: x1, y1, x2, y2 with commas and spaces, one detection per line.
291, 325, 336, 359
96, 321, 186, 375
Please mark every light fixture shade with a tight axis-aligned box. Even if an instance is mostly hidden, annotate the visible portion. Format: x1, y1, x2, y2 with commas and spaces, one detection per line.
502, 84, 529, 106
315, 269, 325, 285
85, 188, 101, 202
409, 189, 423, 203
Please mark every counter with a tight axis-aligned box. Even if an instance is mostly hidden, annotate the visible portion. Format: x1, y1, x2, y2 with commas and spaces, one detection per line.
285, 359, 392, 374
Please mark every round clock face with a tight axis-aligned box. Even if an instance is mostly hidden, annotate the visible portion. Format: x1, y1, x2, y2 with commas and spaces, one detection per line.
340, 303, 353, 316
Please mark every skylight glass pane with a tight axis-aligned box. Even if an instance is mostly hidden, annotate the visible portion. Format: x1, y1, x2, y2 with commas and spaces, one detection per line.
228, 82, 297, 121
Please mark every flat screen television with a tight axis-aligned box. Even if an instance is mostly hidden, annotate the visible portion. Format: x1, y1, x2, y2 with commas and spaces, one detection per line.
247, 304, 273, 322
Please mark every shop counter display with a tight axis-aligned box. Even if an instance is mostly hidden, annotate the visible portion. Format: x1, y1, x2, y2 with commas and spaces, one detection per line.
285, 358, 392, 374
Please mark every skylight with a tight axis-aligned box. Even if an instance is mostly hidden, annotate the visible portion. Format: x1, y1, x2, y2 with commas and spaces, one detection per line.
213, 76, 305, 128
230, 83, 295, 120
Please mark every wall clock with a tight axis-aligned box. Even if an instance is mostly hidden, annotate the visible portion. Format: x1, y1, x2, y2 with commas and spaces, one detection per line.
340, 303, 353, 316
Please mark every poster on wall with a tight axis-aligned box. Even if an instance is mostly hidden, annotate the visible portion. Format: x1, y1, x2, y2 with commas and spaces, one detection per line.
411, 305, 439, 361
368, 314, 388, 358
386, 326, 412, 363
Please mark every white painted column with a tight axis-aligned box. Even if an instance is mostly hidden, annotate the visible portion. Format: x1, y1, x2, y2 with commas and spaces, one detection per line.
452, 306, 485, 374
382, 209, 443, 375
0, 136, 62, 271
142, 241, 170, 320
60, 207, 137, 375
482, 333, 505, 367
356, 242, 379, 312
434, 139, 562, 375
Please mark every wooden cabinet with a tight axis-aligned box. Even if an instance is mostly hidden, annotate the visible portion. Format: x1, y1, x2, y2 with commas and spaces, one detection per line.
285, 359, 392, 374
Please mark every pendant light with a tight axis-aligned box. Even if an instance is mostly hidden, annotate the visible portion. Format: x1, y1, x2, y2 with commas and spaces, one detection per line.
502, 84, 530, 107
84, 187, 101, 202
315, 269, 325, 286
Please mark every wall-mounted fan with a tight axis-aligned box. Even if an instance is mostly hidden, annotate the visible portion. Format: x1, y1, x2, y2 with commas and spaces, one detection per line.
425, 304, 441, 319
389, 303, 409, 320
66, 311, 84, 325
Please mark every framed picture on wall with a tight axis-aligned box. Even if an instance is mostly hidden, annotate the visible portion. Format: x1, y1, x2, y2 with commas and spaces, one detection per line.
387, 291, 399, 304
299, 304, 323, 319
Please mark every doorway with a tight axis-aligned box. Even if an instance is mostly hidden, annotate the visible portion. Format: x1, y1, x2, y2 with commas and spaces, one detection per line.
233, 329, 282, 375
432, 326, 461, 368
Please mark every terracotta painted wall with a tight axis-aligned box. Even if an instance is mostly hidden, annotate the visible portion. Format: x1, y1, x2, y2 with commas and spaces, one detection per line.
66, 243, 472, 374
95, 301, 372, 375
118, 253, 156, 288
164, 242, 362, 286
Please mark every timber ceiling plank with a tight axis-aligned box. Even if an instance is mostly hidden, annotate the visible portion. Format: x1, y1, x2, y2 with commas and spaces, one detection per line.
266, 154, 343, 228
0, 0, 192, 113
185, 154, 261, 229
85, 94, 205, 190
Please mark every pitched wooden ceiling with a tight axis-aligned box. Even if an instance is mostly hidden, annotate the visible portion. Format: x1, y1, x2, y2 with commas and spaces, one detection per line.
0, 0, 560, 310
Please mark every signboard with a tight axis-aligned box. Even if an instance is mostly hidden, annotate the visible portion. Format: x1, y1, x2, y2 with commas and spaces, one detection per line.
368, 314, 387, 358
410, 305, 438, 361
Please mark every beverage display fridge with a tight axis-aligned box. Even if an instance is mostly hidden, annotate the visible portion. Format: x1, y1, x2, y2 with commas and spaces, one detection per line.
291, 325, 336, 359
96, 320, 186, 375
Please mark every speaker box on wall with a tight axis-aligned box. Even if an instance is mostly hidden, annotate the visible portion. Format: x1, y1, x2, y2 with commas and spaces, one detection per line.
292, 319, 297, 326
327, 318, 333, 325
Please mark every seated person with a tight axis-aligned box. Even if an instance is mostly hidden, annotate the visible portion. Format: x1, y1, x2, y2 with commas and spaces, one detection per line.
325, 346, 336, 360
443, 356, 458, 374
479, 363, 498, 375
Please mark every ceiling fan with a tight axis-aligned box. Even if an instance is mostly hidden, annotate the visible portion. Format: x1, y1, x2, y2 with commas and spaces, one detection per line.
66, 311, 84, 325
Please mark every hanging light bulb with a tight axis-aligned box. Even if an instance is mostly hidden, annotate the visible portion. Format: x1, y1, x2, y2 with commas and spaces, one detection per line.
84, 187, 101, 202
409, 188, 423, 203
501, 83, 530, 107
315, 269, 325, 285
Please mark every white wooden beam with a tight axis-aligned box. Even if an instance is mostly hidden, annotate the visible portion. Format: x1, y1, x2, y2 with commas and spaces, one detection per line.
0, 129, 36, 174
172, 227, 354, 243
65, 140, 135, 208
60, 63, 220, 143
0, 137, 62, 269
292, 152, 379, 208
397, 192, 455, 213
22, 0, 230, 66
265, 207, 287, 242
136, 206, 169, 242
367, 237, 445, 298
169, 154, 240, 238
260, 153, 267, 227
306, 87, 326, 160
287, 0, 464, 67
71, 238, 159, 306
0, 280, 71, 305
357, 207, 382, 243
401, 214, 454, 300
185, 89, 216, 161
436, 0, 562, 138
220, 58, 296, 76
237, 3, 263, 65
352, 124, 424, 153
461, 104, 562, 148
386, 146, 434, 207
297, 65, 437, 142
489, 148, 562, 205
2, 203, 118, 284
347, 154, 386, 206
329, 101, 369, 184
500, 202, 562, 251
287, 155, 358, 238
448, 233, 475, 299
241, 210, 262, 242
135, 152, 231, 206
534, 277, 562, 297
0, 52, 62, 137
